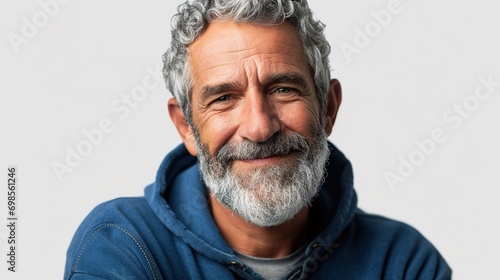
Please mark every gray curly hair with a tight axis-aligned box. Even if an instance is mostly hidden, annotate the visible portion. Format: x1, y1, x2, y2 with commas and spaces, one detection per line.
162, 0, 331, 124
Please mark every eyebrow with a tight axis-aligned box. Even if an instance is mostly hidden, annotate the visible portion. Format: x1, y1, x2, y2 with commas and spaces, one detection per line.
200, 82, 241, 102
199, 72, 309, 101
267, 73, 309, 89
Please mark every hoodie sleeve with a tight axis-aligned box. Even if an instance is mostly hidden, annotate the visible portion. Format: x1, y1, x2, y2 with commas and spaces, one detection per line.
64, 202, 162, 280
389, 223, 452, 280
323, 212, 452, 280
359, 213, 453, 280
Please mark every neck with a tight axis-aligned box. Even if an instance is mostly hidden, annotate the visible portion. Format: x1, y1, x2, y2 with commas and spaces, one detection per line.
210, 195, 310, 258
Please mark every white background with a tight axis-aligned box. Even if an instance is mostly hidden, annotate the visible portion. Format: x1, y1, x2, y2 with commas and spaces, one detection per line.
1, 0, 499, 279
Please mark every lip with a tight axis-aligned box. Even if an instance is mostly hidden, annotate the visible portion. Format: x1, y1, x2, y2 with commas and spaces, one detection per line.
232, 152, 298, 168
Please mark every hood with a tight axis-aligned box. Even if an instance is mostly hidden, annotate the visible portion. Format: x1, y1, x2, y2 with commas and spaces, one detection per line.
144, 142, 357, 264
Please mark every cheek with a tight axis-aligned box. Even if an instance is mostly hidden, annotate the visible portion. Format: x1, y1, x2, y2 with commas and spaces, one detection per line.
196, 114, 237, 155
279, 102, 321, 136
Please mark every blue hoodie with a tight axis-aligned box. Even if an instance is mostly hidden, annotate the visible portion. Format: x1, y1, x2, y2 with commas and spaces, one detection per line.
64, 143, 451, 279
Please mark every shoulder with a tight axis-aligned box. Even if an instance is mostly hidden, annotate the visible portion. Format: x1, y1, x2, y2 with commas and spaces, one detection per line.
70, 197, 157, 240
332, 210, 452, 279
64, 197, 162, 280
352, 210, 426, 241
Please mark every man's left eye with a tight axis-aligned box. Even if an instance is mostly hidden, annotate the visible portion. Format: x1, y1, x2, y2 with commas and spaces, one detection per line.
215, 95, 232, 102
272, 87, 294, 95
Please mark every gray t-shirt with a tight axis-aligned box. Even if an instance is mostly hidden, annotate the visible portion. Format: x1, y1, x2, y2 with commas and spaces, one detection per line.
234, 245, 306, 280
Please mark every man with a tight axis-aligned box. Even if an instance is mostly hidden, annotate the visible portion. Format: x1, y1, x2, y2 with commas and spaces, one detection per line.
65, 0, 451, 279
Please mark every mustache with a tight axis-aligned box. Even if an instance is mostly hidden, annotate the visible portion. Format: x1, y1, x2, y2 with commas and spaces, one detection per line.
214, 132, 309, 165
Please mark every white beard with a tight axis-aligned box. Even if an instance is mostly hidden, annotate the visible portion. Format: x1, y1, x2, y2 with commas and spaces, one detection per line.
195, 130, 330, 227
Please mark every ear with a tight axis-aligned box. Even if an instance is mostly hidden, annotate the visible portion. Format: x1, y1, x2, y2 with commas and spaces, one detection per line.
324, 79, 342, 136
168, 98, 198, 156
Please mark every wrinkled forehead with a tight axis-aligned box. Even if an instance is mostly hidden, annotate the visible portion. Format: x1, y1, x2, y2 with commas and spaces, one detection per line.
187, 20, 311, 84
190, 20, 303, 55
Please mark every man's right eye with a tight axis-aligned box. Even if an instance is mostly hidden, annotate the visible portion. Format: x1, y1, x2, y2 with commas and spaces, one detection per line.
208, 95, 234, 107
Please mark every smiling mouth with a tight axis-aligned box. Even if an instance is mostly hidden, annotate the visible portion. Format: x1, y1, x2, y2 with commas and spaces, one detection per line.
233, 151, 299, 166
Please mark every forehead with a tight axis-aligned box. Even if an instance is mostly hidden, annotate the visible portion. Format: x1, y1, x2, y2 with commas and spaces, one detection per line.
190, 20, 303, 56
187, 20, 311, 88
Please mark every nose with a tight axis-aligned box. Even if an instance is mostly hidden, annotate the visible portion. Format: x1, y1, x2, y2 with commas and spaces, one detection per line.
238, 92, 280, 143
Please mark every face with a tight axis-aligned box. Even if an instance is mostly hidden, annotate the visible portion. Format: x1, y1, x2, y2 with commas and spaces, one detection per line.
189, 21, 322, 166
173, 21, 335, 227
